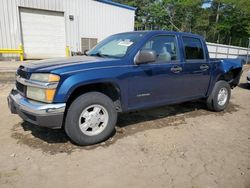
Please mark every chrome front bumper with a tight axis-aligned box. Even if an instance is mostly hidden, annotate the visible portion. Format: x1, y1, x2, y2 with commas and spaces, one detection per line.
8, 89, 66, 128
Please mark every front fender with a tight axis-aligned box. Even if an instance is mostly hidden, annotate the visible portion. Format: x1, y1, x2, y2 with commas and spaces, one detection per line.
53, 68, 129, 106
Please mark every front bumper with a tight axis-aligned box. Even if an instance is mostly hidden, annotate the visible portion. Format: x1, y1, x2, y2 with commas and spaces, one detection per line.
8, 89, 66, 129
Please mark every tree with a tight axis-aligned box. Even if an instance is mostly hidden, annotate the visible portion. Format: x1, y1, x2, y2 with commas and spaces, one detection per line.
207, 0, 250, 46
114, 0, 250, 47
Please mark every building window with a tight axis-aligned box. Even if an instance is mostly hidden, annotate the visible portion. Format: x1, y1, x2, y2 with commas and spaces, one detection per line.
81, 38, 98, 52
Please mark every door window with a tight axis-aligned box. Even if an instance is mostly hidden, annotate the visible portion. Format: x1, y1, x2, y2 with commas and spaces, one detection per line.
142, 35, 179, 63
182, 37, 205, 60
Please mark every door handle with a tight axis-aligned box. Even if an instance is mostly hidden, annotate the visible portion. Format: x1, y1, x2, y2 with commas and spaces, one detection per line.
200, 64, 209, 70
171, 65, 182, 73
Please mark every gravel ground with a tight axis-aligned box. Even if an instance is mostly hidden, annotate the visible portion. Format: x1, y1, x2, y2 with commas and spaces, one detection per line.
0, 68, 249, 188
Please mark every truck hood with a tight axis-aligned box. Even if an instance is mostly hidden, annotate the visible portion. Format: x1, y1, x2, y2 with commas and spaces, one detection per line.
22, 56, 122, 73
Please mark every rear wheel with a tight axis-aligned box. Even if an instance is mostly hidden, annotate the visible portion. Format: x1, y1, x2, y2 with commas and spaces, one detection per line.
65, 92, 117, 146
206, 80, 231, 112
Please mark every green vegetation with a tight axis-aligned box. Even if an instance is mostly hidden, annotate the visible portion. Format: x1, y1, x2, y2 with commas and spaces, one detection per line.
114, 0, 250, 47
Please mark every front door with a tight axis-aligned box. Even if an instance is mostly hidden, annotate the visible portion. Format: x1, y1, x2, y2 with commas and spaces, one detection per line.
128, 35, 185, 110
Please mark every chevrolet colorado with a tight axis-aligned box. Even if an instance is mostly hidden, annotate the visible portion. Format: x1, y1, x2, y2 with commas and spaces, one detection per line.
8, 31, 243, 145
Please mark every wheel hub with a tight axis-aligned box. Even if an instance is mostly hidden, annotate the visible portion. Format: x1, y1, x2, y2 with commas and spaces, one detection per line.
78, 104, 109, 136
217, 88, 228, 106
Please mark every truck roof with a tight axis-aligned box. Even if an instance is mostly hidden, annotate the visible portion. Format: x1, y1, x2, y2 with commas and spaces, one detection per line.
117, 30, 204, 39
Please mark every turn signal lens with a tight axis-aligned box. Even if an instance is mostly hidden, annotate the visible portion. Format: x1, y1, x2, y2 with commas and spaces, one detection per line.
48, 74, 60, 82
45, 89, 56, 102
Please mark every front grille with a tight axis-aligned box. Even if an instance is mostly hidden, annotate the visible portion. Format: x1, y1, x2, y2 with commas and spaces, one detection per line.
16, 81, 26, 96
16, 66, 29, 96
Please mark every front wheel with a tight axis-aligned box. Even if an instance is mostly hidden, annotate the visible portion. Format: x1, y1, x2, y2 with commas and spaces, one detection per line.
206, 80, 231, 112
65, 92, 117, 146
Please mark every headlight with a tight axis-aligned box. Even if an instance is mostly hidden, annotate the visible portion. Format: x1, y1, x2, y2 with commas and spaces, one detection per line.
30, 73, 60, 82
27, 87, 57, 103
27, 73, 60, 103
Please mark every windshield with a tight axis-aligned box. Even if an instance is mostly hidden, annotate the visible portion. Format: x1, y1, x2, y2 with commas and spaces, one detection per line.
87, 32, 146, 58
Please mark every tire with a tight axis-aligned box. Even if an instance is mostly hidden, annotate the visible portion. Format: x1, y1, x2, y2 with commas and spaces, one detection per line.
65, 92, 117, 146
206, 80, 231, 112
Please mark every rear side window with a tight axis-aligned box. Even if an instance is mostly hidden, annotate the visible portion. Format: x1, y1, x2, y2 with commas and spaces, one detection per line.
182, 37, 204, 60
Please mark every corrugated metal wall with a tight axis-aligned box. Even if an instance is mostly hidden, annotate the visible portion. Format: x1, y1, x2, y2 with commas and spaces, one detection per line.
0, 0, 135, 58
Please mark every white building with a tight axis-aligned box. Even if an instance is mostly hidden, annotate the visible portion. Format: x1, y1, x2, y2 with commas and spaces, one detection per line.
0, 0, 135, 59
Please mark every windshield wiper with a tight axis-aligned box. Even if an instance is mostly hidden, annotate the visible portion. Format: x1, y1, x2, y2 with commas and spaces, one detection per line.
90, 52, 113, 58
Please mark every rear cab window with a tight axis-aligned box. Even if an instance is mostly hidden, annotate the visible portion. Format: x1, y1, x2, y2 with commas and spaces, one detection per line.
182, 36, 205, 61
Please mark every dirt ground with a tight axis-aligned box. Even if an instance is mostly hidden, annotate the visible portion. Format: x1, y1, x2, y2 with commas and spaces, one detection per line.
0, 68, 249, 188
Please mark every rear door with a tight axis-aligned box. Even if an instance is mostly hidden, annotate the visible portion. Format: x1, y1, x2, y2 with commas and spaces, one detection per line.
181, 36, 211, 98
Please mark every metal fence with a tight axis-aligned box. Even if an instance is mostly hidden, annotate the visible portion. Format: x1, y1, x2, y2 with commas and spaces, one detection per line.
207, 42, 250, 63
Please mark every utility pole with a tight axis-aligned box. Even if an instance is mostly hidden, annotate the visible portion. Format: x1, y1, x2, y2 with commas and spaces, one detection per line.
229, 37, 231, 45
214, 2, 220, 42
246, 38, 250, 64
217, 34, 220, 44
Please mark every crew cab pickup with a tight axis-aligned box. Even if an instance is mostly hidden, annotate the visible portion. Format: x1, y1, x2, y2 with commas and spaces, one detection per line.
8, 31, 243, 145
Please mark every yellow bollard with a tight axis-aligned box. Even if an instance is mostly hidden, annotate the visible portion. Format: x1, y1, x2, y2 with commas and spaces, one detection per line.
66, 46, 70, 57
19, 44, 24, 61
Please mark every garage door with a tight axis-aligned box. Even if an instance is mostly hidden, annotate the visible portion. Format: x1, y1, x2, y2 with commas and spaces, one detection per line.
20, 8, 66, 59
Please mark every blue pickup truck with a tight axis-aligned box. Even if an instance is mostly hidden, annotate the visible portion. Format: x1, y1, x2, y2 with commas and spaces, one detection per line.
8, 31, 243, 145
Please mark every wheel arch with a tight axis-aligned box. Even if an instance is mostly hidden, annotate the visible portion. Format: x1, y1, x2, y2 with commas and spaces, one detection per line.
216, 67, 242, 88
65, 82, 123, 112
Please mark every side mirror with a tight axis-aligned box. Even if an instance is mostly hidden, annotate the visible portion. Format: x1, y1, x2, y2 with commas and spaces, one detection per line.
83, 50, 89, 56
135, 50, 156, 64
